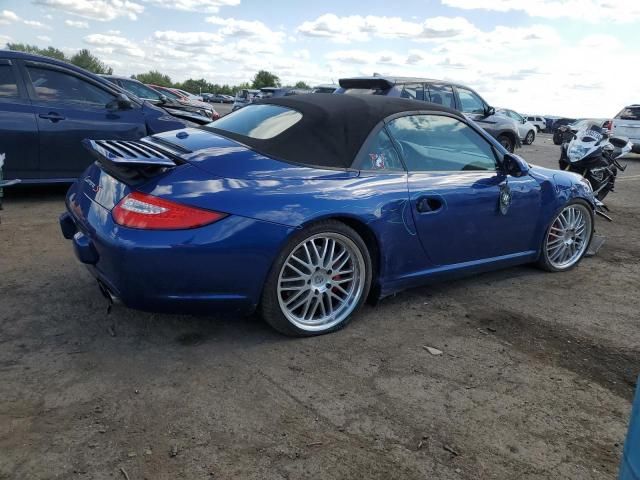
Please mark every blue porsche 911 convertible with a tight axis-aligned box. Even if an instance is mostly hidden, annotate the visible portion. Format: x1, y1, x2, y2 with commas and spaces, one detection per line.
60, 94, 596, 336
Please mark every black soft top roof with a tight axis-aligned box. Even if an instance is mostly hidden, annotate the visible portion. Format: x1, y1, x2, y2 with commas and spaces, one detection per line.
207, 93, 462, 169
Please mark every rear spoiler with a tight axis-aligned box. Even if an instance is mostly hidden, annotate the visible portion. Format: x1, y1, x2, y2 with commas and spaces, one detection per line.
82, 138, 182, 184
82, 139, 179, 167
338, 77, 394, 90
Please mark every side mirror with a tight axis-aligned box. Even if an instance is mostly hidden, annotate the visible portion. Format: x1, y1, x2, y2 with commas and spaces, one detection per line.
484, 106, 495, 117
159, 94, 168, 104
108, 93, 133, 110
521, 118, 527, 124
502, 153, 529, 177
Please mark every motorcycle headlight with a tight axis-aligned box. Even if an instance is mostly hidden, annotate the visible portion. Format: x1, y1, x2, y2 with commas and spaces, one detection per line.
567, 144, 589, 162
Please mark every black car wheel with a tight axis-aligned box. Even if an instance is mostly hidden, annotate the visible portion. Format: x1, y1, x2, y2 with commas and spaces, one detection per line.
260, 220, 372, 337
497, 134, 515, 153
524, 130, 535, 145
553, 132, 563, 145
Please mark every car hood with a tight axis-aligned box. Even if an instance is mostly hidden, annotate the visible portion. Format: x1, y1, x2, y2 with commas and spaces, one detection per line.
150, 128, 357, 181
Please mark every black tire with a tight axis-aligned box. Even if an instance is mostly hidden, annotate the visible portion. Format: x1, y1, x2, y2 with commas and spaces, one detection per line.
260, 220, 372, 337
632, 143, 640, 154
537, 199, 594, 273
535, 126, 541, 133
497, 134, 515, 153
524, 130, 535, 145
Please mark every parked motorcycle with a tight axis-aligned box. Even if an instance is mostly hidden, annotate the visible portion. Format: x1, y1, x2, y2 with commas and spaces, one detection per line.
558, 121, 631, 204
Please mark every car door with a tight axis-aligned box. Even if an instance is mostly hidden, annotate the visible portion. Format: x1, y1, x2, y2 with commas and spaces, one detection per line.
505, 110, 526, 138
386, 113, 541, 266
0, 58, 39, 181
21, 60, 147, 180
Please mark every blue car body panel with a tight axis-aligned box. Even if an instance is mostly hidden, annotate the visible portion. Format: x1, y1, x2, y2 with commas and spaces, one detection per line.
62, 113, 595, 313
620, 379, 640, 480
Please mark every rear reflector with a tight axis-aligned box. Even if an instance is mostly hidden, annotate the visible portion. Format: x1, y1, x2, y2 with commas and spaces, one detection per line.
112, 191, 226, 230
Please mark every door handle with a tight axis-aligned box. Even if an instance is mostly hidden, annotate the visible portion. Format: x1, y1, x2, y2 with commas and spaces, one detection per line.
39, 112, 65, 122
416, 195, 444, 213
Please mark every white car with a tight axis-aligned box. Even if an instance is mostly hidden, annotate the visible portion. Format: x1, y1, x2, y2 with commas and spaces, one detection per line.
526, 115, 546, 132
499, 109, 537, 145
612, 105, 640, 152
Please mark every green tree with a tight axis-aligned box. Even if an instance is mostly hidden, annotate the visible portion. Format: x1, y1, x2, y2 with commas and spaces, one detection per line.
251, 70, 280, 89
69, 49, 112, 74
294, 81, 310, 89
133, 70, 173, 87
178, 78, 213, 95
6, 43, 66, 61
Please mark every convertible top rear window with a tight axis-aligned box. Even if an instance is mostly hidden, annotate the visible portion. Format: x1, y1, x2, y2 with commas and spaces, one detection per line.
210, 104, 302, 139
203, 94, 462, 169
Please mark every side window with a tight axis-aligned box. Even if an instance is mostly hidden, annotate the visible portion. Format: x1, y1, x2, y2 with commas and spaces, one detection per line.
426, 84, 455, 109
26, 66, 114, 106
386, 114, 497, 172
400, 83, 424, 101
353, 128, 404, 171
0, 64, 19, 98
456, 87, 486, 114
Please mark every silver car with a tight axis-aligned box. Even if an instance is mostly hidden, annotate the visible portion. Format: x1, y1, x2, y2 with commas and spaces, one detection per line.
612, 105, 640, 152
499, 109, 537, 145
336, 76, 522, 152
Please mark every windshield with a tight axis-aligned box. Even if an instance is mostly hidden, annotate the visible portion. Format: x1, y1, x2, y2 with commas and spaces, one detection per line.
208, 104, 302, 139
121, 80, 163, 101
158, 88, 180, 100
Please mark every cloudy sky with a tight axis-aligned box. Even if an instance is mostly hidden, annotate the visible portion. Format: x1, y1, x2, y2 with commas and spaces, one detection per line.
1, 0, 638, 117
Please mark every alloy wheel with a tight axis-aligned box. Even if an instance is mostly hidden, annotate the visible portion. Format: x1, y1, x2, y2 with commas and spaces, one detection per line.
277, 233, 366, 332
545, 204, 592, 269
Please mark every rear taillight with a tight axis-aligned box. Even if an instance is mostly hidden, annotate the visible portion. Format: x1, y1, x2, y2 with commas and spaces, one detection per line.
112, 192, 226, 230
603, 119, 612, 133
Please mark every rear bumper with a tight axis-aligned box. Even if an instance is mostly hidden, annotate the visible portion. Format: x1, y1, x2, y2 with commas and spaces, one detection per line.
60, 195, 293, 315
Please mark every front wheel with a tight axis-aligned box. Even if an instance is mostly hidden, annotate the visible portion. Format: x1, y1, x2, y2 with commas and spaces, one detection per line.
260, 220, 372, 336
537, 201, 594, 272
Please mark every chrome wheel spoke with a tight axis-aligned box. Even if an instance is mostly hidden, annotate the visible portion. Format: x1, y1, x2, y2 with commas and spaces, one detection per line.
545, 205, 592, 270
277, 232, 366, 332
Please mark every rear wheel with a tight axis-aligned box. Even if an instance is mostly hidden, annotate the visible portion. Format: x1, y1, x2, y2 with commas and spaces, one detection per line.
537, 201, 593, 272
497, 134, 515, 152
260, 220, 372, 336
524, 130, 535, 145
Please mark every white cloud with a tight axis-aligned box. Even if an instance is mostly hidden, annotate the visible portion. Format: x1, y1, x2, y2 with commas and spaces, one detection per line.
442, 0, 640, 22
153, 30, 223, 46
24, 19, 50, 29
33, 0, 144, 21
84, 33, 145, 57
0, 10, 20, 25
37, 35, 52, 42
297, 14, 476, 43
65, 19, 89, 28
205, 16, 283, 40
143, 0, 239, 13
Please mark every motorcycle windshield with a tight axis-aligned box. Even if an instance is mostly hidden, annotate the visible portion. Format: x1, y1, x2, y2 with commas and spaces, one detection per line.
568, 123, 603, 162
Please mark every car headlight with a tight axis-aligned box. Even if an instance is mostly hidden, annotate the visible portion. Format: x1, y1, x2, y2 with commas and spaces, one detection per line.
567, 144, 589, 162
579, 177, 593, 192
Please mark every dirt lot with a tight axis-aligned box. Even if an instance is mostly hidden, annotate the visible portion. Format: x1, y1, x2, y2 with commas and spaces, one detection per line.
1, 134, 639, 480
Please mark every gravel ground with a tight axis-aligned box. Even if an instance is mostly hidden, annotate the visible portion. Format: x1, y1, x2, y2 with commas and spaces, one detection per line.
1, 133, 639, 479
